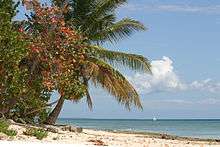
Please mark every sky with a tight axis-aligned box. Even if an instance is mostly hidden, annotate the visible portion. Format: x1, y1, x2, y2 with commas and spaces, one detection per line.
17, 0, 220, 119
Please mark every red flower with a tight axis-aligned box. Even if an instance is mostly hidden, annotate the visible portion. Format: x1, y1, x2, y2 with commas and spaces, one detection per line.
51, 17, 57, 23
18, 27, 24, 33
29, 45, 41, 53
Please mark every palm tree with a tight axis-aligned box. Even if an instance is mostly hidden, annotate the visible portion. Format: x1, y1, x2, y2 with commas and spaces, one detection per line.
57, 0, 146, 44
45, 0, 151, 124
45, 47, 151, 124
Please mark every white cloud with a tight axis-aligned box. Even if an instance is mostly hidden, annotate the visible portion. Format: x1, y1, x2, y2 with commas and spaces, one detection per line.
190, 79, 220, 92
127, 56, 186, 94
198, 98, 220, 105
159, 99, 193, 105
121, 4, 220, 14
128, 56, 220, 94
145, 98, 220, 105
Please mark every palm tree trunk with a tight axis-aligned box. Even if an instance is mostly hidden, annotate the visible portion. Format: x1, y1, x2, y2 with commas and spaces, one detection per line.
45, 96, 65, 125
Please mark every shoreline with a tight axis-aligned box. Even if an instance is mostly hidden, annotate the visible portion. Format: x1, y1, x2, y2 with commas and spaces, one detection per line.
78, 127, 220, 143
1, 122, 220, 146
107, 130, 220, 143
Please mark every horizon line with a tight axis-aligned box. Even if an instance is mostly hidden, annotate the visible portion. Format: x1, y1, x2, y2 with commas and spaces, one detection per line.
58, 118, 220, 120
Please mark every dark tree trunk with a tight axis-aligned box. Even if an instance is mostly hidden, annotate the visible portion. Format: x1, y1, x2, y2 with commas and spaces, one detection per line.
45, 96, 65, 125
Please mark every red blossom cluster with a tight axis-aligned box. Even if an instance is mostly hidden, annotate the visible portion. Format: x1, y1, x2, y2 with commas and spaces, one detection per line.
20, 1, 87, 97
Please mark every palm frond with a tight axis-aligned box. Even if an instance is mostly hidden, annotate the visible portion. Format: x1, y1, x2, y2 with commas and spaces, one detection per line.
86, 14, 116, 41
88, 45, 151, 73
95, 0, 127, 15
63, 1, 146, 44
94, 18, 146, 43
82, 76, 93, 110
86, 57, 143, 110
64, 0, 95, 29
66, 0, 94, 17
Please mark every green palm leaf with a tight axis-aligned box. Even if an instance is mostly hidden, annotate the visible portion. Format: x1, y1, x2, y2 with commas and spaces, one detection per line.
86, 57, 143, 110
94, 0, 127, 15
88, 45, 151, 73
82, 76, 93, 110
93, 18, 146, 43
63, 0, 146, 44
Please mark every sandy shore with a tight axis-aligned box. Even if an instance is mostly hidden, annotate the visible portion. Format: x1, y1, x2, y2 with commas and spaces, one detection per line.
1, 123, 220, 147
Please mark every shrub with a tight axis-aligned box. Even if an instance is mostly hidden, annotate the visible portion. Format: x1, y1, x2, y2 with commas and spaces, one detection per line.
0, 119, 17, 136
23, 127, 48, 140
4, 129, 17, 136
0, 0, 50, 124
0, 119, 9, 130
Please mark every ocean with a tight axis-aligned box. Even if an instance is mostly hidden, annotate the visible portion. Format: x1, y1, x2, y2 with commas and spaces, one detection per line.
58, 118, 220, 139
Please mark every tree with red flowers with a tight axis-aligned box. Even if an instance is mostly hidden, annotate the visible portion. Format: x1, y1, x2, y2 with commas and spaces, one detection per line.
20, 0, 151, 125
20, 2, 88, 123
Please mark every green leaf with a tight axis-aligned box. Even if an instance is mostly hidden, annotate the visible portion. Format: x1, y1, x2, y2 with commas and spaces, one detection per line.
88, 45, 151, 73
86, 57, 143, 110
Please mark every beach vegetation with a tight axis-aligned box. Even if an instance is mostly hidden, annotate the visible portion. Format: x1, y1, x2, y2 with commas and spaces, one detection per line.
23, 127, 48, 140
0, 0, 50, 124
45, 0, 151, 124
0, 0, 151, 125
0, 119, 17, 136
54, 0, 146, 44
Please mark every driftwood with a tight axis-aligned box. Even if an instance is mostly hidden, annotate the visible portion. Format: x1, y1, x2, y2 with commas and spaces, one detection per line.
60, 125, 83, 133
88, 139, 108, 146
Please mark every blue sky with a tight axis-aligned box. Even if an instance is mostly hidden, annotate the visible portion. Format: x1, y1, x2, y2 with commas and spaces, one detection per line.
17, 0, 220, 119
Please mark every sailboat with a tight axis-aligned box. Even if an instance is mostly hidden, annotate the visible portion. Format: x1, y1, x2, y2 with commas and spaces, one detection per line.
153, 117, 157, 121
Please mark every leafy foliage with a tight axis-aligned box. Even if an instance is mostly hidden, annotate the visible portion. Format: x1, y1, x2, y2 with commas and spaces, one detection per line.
21, 2, 87, 100
88, 45, 151, 72
23, 127, 48, 140
0, 0, 151, 125
61, 0, 146, 44
0, 0, 27, 117
0, 119, 17, 136
44, 0, 151, 124
0, 119, 9, 131
86, 57, 142, 110
53, 0, 151, 109
0, 0, 50, 123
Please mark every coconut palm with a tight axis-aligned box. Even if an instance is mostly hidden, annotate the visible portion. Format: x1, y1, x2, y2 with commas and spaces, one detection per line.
56, 0, 146, 44
43, 0, 151, 124
45, 46, 151, 124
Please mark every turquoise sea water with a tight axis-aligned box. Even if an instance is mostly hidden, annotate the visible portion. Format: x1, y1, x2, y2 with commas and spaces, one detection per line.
58, 119, 220, 139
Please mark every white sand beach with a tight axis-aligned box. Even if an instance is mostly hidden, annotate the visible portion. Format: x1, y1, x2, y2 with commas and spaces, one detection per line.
0, 123, 220, 147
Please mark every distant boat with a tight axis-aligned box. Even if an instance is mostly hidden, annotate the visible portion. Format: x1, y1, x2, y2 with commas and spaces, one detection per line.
153, 117, 157, 121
